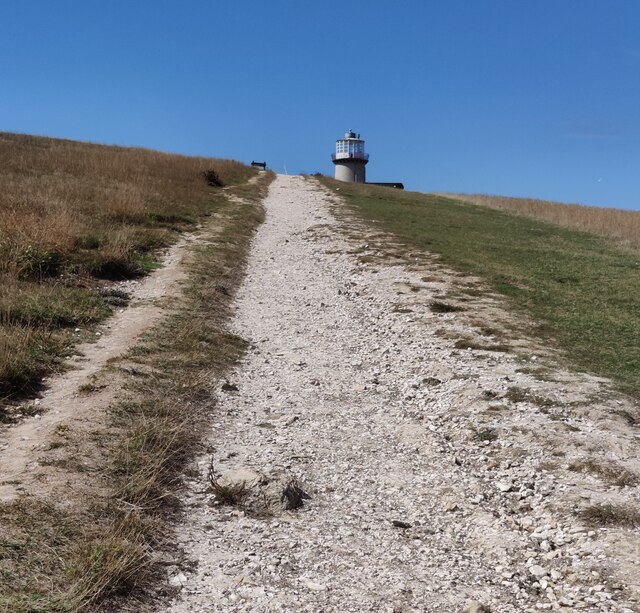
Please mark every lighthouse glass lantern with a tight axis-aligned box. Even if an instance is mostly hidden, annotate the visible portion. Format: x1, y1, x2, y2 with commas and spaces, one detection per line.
332, 129, 369, 183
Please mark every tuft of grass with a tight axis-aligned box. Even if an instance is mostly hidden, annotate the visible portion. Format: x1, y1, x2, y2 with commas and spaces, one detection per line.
569, 459, 639, 487
429, 300, 464, 313
504, 386, 554, 407
580, 503, 640, 528
323, 178, 640, 396
0, 326, 68, 398
454, 338, 510, 352
474, 428, 499, 442
68, 515, 151, 609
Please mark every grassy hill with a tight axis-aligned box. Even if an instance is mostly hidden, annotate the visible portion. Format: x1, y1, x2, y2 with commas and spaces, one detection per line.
445, 192, 640, 249
0, 133, 255, 410
0, 133, 269, 612
321, 178, 640, 396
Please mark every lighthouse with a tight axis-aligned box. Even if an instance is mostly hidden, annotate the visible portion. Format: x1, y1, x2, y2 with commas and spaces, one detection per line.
332, 130, 368, 183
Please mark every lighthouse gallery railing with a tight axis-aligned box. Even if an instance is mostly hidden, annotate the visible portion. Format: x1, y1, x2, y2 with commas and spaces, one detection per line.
332, 152, 369, 161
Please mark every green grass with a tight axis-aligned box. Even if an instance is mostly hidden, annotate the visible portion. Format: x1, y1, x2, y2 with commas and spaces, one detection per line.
323, 179, 640, 395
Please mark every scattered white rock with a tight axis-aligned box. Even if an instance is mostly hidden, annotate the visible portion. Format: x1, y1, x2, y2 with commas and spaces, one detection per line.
169, 572, 188, 587
463, 600, 491, 613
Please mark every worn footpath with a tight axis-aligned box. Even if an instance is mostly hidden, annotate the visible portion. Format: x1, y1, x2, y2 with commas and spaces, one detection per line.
161, 175, 639, 612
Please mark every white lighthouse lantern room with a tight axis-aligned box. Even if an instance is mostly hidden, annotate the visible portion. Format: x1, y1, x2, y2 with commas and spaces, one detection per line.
332, 129, 369, 183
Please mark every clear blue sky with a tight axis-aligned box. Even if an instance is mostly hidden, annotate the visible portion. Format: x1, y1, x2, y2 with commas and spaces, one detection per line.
2, 1, 639, 209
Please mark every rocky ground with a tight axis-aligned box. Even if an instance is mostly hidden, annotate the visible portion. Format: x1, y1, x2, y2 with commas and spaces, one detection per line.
159, 175, 639, 613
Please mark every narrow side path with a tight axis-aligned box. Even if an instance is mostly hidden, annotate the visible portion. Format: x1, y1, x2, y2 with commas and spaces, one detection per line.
0, 233, 195, 502
162, 175, 638, 613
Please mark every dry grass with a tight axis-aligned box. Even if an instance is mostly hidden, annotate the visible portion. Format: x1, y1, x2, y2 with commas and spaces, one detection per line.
0, 132, 255, 405
0, 135, 272, 611
569, 459, 639, 487
580, 503, 640, 528
442, 193, 640, 250
0, 184, 269, 609
429, 300, 464, 313
0, 133, 251, 281
207, 461, 248, 507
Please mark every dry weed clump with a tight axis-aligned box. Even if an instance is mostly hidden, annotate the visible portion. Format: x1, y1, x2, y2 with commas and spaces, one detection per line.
444, 193, 640, 250
580, 503, 640, 528
429, 300, 464, 313
569, 459, 639, 487
207, 462, 249, 507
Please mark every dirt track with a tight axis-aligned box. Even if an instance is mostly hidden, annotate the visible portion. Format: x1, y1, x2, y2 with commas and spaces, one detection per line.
0, 234, 195, 502
159, 175, 640, 612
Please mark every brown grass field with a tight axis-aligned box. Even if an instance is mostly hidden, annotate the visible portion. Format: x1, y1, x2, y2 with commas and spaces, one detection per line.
0, 132, 255, 408
442, 193, 640, 250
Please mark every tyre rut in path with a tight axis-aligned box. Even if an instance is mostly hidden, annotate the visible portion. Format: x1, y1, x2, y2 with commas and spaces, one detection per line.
161, 175, 639, 612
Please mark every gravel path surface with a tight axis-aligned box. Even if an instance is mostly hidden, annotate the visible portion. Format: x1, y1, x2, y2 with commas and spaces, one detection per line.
161, 175, 639, 612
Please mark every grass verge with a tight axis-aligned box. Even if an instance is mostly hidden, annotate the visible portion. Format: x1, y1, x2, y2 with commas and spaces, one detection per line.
321, 178, 640, 396
0, 170, 273, 611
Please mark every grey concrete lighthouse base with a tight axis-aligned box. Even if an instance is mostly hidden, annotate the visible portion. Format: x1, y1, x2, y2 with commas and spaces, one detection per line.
334, 160, 367, 183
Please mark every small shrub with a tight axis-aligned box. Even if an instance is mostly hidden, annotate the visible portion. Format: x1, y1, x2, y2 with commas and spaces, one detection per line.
17, 246, 64, 280
474, 428, 499, 442
202, 168, 223, 187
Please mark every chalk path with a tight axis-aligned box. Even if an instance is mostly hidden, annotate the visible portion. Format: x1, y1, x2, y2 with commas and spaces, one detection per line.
160, 175, 639, 613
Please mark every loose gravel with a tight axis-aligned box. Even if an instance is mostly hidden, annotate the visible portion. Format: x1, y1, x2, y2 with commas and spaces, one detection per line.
160, 175, 639, 613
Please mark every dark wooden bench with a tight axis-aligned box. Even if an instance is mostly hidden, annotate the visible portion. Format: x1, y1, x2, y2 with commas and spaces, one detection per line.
251, 161, 267, 170
366, 182, 404, 190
